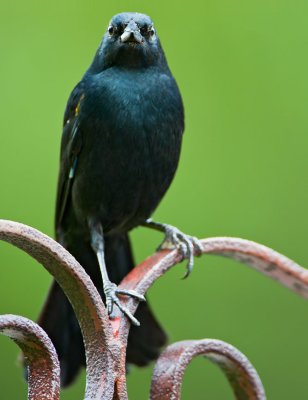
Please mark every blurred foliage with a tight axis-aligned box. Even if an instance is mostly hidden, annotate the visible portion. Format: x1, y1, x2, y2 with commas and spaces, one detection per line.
1, 0, 308, 398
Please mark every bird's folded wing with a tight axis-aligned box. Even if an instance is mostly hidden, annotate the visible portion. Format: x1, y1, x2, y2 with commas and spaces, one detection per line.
55, 82, 84, 234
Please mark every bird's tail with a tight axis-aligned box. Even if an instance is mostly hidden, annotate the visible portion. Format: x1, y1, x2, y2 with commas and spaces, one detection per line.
35, 232, 167, 386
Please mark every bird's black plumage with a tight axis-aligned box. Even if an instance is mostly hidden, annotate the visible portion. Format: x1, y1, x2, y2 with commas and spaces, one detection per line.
39, 12, 185, 386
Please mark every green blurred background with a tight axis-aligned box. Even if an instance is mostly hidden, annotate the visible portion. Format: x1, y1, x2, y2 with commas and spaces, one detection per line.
1, 0, 308, 398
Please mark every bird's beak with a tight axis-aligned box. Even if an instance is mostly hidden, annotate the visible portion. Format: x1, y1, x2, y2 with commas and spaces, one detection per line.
120, 21, 143, 44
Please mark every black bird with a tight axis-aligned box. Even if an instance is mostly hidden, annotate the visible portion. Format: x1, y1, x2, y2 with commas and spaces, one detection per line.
38, 12, 202, 386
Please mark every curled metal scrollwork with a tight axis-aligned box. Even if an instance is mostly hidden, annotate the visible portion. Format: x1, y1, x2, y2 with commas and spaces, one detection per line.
150, 339, 265, 400
0, 219, 307, 398
0, 314, 60, 400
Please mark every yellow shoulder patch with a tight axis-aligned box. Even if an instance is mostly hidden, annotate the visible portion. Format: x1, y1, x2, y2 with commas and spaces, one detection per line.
75, 94, 85, 116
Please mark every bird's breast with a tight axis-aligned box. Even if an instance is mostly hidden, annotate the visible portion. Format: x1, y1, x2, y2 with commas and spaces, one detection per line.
73, 69, 183, 232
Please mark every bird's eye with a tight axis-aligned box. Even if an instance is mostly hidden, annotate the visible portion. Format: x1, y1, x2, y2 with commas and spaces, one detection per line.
140, 25, 148, 35
108, 25, 114, 35
140, 25, 155, 38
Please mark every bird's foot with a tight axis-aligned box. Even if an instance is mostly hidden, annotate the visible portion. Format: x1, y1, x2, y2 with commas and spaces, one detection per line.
104, 282, 145, 326
158, 224, 203, 278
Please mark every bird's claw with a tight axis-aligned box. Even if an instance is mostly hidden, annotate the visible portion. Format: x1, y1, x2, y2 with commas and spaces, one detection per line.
159, 225, 203, 278
105, 283, 145, 326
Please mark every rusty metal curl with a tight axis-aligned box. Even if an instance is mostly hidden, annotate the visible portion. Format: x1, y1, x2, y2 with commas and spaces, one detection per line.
0, 219, 115, 399
150, 339, 265, 400
114, 237, 308, 397
0, 219, 308, 398
0, 314, 60, 400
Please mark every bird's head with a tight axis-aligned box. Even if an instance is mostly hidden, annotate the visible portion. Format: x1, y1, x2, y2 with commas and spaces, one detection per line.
90, 13, 168, 71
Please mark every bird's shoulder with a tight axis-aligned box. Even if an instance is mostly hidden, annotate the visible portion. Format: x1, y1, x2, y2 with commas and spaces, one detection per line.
63, 81, 85, 126
59, 81, 86, 159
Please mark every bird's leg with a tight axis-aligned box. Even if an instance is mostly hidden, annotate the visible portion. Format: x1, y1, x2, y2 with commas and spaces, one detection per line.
89, 221, 145, 326
142, 219, 203, 278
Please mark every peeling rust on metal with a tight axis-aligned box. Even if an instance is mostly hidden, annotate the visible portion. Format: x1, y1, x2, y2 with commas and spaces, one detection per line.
0, 314, 60, 400
117, 237, 308, 323
0, 220, 116, 399
150, 339, 265, 400
0, 220, 308, 398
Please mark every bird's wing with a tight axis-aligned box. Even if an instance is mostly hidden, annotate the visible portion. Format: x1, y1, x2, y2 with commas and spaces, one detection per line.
55, 82, 85, 237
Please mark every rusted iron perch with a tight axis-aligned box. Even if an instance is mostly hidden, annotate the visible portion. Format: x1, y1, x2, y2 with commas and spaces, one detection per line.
0, 219, 307, 399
